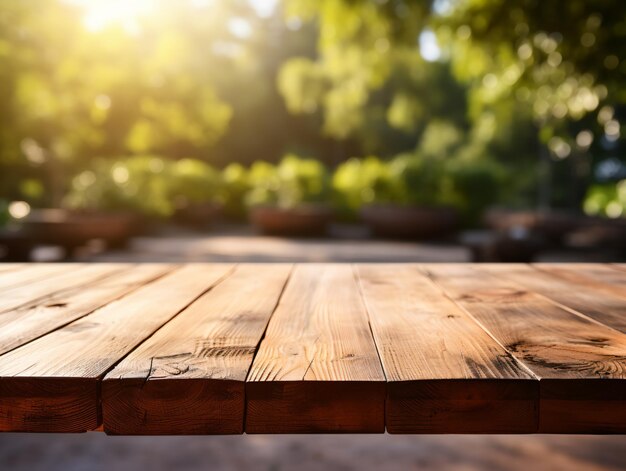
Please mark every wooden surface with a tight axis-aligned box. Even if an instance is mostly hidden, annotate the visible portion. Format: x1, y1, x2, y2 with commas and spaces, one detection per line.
0, 264, 232, 432
246, 264, 386, 433
103, 264, 291, 435
423, 264, 626, 433
356, 265, 537, 433
0, 263, 625, 434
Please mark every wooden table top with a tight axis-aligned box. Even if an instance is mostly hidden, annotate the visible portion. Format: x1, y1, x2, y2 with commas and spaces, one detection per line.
0, 262, 625, 435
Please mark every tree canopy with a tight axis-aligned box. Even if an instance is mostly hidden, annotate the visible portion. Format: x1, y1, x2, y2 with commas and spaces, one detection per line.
0, 0, 624, 212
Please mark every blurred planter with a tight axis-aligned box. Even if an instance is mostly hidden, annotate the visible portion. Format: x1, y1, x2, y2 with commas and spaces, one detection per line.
461, 229, 546, 263
360, 205, 459, 240
484, 208, 581, 245
21, 209, 136, 251
566, 216, 626, 251
249, 205, 334, 237
0, 227, 34, 261
173, 202, 221, 229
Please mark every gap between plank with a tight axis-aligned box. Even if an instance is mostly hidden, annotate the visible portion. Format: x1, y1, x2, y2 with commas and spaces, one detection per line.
242, 264, 295, 431
93, 264, 238, 429
504, 265, 626, 336
0, 264, 125, 315
0, 264, 176, 358
419, 265, 539, 382
352, 264, 388, 383
419, 265, 541, 432
352, 264, 389, 432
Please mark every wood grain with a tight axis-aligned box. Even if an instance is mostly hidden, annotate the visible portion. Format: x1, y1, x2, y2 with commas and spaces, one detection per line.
423, 264, 626, 433
0, 264, 173, 355
0, 263, 129, 314
482, 264, 626, 333
0, 263, 75, 292
532, 263, 626, 300
0, 264, 233, 432
0, 263, 24, 274
356, 264, 537, 433
246, 264, 386, 433
102, 264, 292, 435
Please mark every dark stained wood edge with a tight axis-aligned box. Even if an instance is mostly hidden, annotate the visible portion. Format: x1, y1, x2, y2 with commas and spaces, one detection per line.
0, 264, 235, 433
103, 378, 244, 435
2, 263, 626, 435
424, 264, 626, 434
102, 264, 293, 435
540, 379, 626, 433
0, 377, 99, 433
245, 380, 386, 434
386, 379, 538, 434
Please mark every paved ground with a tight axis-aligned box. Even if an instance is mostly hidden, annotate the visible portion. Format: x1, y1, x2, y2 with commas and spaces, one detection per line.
71, 224, 621, 263
85, 235, 469, 263
1, 433, 624, 471
9, 224, 626, 470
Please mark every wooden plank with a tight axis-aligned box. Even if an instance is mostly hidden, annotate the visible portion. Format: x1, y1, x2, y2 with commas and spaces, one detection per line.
0, 263, 25, 274
102, 264, 292, 435
422, 264, 626, 433
0, 264, 233, 433
533, 263, 626, 300
0, 264, 174, 355
356, 264, 537, 434
0, 263, 74, 292
482, 264, 626, 333
0, 263, 130, 314
246, 264, 386, 433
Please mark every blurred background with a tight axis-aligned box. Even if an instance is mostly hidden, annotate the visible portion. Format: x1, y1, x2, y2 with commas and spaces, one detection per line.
0, 0, 625, 470
0, 0, 625, 263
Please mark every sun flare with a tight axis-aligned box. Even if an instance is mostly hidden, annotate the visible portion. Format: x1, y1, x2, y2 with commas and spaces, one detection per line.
64, 0, 156, 33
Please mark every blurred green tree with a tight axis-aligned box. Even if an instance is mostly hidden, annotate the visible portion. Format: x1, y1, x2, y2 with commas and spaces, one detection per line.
281, 0, 626, 209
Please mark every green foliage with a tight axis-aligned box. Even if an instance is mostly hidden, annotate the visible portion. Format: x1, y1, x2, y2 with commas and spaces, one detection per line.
0, 200, 9, 227
168, 159, 221, 208
245, 154, 331, 208
333, 152, 501, 224
0, 0, 333, 207
282, 0, 626, 212
584, 181, 626, 218
220, 163, 250, 219
65, 156, 221, 218
4, 0, 626, 219
65, 156, 174, 217
447, 158, 503, 224
332, 156, 398, 214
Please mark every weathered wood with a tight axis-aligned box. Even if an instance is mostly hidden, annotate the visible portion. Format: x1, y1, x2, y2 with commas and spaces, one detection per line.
0, 264, 233, 432
0, 263, 74, 292
246, 264, 386, 433
0, 264, 173, 355
0, 262, 625, 435
102, 264, 292, 435
482, 264, 626, 333
0, 263, 129, 314
356, 264, 538, 433
533, 263, 626, 300
423, 264, 626, 433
